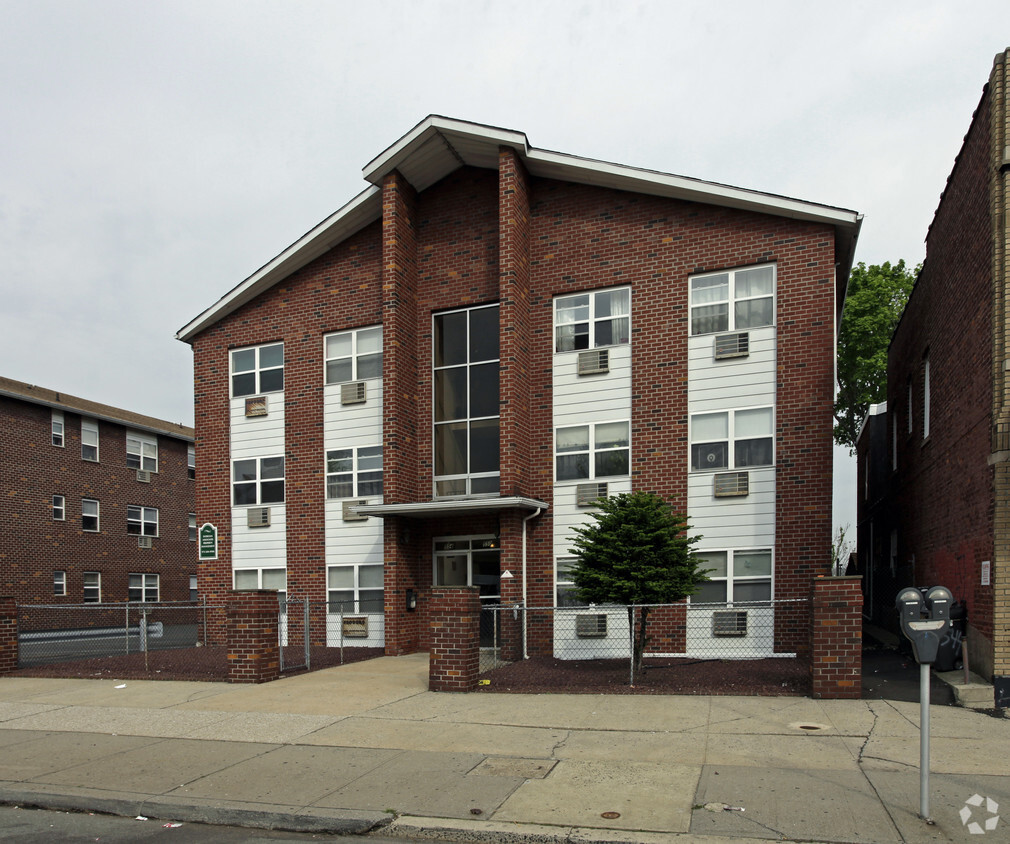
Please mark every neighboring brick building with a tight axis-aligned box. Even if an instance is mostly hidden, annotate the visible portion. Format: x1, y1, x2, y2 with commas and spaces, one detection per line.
177, 116, 860, 658
858, 49, 1009, 706
0, 376, 197, 606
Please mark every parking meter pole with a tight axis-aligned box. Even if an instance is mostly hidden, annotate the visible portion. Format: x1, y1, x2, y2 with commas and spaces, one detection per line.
920, 662, 931, 821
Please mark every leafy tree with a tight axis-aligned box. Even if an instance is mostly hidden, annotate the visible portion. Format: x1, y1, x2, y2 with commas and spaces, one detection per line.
568, 491, 705, 680
834, 260, 918, 451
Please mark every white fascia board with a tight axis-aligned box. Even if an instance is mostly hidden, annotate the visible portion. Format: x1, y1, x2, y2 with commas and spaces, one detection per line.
354, 496, 549, 518
176, 187, 381, 342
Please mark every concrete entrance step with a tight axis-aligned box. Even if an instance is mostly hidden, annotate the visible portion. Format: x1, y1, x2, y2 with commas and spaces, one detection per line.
936, 669, 994, 709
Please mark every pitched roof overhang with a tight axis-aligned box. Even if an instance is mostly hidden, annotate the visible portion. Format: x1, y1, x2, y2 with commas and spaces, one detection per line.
178, 116, 861, 342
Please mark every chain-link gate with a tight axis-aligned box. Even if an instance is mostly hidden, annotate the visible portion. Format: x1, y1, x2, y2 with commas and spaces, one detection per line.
279, 597, 309, 672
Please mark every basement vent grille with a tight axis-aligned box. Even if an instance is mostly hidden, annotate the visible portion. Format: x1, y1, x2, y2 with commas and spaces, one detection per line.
575, 614, 608, 638
712, 610, 748, 637
576, 482, 608, 507
714, 332, 750, 360
341, 381, 367, 405
714, 471, 749, 497
247, 507, 271, 528
577, 349, 610, 375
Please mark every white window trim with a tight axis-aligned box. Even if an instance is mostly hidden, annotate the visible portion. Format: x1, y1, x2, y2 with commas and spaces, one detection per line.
83, 571, 101, 603
691, 548, 774, 604
188, 444, 196, 479
232, 456, 286, 506
188, 513, 197, 541
689, 406, 774, 473
126, 431, 158, 473
230, 342, 284, 398
54, 570, 66, 596
553, 286, 631, 353
52, 494, 65, 521
127, 505, 159, 537
51, 410, 64, 447
554, 420, 631, 483
432, 535, 499, 587
325, 445, 383, 499
323, 325, 383, 384
689, 263, 776, 336
128, 573, 160, 603
327, 563, 385, 614
81, 418, 99, 462
233, 567, 286, 596
82, 498, 100, 532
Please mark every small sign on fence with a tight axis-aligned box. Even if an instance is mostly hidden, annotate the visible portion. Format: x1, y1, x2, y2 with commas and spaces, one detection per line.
199, 523, 218, 561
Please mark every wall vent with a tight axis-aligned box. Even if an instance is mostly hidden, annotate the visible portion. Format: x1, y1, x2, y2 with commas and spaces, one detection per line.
247, 507, 271, 528
342, 616, 368, 638
137, 535, 153, 549
341, 381, 367, 405
342, 500, 369, 522
712, 610, 748, 637
136, 469, 151, 483
714, 471, 749, 497
714, 332, 750, 360
577, 348, 609, 375
576, 482, 608, 507
575, 613, 607, 638
244, 396, 268, 417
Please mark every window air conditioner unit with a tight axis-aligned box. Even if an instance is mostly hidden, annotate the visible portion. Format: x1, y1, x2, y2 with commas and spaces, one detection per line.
342, 500, 369, 522
577, 348, 609, 376
575, 613, 607, 638
137, 536, 153, 549
576, 482, 608, 507
247, 507, 271, 528
244, 396, 268, 417
136, 469, 151, 483
714, 471, 749, 497
342, 616, 368, 638
714, 332, 750, 360
712, 610, 748, 637
341, 381, 367, 405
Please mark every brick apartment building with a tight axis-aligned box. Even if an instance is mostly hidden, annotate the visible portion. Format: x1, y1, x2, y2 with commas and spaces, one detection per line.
178, 116, 861, 658
856, 49, 1010, 707
0, 376, 197, 606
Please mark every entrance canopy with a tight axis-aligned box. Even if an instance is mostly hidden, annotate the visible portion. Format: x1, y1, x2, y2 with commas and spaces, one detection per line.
351, 496, 548, 519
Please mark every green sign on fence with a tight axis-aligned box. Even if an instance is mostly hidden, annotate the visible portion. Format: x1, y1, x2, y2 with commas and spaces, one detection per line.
199, 523, 218, 561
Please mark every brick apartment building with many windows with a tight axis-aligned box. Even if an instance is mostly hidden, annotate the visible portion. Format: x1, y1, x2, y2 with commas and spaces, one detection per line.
0, 376, 196, 605
178, 116, 861, 657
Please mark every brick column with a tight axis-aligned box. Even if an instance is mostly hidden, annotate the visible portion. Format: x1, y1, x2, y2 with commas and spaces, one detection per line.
811, 576, 863, 699
226, 590, 280, 684
0, 597, 17, 675
429, 587, 480, 692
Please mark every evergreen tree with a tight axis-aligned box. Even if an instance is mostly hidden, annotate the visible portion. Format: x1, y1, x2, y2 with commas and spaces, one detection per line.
568, 491, 705, 680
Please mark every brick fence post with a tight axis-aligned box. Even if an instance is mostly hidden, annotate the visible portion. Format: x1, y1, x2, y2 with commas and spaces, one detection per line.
0, 597, 17, 675
429, 587, 480, 692
226, 590, 280, 684
811, 576, 863, 699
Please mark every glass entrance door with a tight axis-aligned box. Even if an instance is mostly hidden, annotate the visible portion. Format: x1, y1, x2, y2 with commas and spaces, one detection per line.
433, 537, 500, 646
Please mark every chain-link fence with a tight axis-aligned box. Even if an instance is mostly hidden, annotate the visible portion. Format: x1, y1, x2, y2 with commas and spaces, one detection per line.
479, 598, 810, 678
17, 601, 217, 668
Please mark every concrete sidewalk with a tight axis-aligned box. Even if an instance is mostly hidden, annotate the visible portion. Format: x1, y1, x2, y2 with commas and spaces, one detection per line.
0, 653, 1007, 843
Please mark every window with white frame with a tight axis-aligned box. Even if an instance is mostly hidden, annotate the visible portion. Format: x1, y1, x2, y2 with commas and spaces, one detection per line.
189, 513, 197, 541
128, 573, 159, 602
232, 456, 285, 505
233, 567, 286, 599
230, 342, 284, 398
52, 494, 65, 521
433, 304, 499, 497
189, 575, 198, 601
690, 407, 773, 472
690, 265, 775, 336
324, 326, 382, 384
555, 421, 630, 481
127, 505, 158, 537
83, 571, 101, 602
81, 418, 99, 461
126, 431, 158, 472
693, 549, 772, 603
82, 498, 100, 532
188, 444, 195, 479
326, 446, 382, 498
328, 564, 384, 613
554, 287, 630, 352
555, 557, 583, 606
54, 570, 66, 596
51, 410, 64, 447
923, 354, 930, 440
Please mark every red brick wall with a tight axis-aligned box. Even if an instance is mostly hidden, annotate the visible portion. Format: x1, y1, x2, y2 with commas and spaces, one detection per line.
0, 395, 195, 608
887, 91, 995, 660
226, 590, 280, 683
0, 596, 16, 674
429, 586, 480, 691
811, 576, 862, 699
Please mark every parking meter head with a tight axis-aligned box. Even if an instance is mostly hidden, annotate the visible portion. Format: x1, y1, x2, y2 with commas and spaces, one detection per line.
925, 585, 952, 621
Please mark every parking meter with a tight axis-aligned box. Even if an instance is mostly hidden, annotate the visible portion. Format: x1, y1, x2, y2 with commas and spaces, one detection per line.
895, 586, 951, 665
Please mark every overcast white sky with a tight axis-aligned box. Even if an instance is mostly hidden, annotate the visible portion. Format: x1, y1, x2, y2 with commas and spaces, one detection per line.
1, 0, 1006, 536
